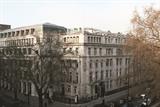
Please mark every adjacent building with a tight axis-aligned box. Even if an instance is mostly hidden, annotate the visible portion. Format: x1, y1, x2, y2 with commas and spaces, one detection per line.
0, 23, 66, 98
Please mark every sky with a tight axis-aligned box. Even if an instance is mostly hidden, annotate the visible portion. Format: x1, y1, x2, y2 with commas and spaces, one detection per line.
0, 0, 160, 33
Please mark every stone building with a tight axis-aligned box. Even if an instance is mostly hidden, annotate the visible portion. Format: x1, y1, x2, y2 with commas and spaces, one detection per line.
0, 23, 66, 105
0, 23, 131, 105
61, 28, 131, 101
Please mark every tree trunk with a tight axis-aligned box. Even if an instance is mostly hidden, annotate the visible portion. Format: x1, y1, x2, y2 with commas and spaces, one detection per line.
14, 88, 18, 100
38, 93, 43, 107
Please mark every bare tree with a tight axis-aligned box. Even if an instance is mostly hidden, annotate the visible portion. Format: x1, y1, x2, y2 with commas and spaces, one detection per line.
29, 32, 65, 107
125, 6, 160, 97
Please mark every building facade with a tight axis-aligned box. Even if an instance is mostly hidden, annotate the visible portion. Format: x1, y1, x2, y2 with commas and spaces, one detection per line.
0, 23, 66, 99
61, 28, 131, 101
0, 23, 131, 105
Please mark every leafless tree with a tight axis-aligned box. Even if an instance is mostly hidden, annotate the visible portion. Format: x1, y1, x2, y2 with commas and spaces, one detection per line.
29, 32, 67, 107
125, 6, 160, 98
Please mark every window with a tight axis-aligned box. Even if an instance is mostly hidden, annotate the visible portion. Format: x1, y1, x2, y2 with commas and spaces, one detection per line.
64, 37, 66, 42
28, 48, 32, 54
106, 59, 109, 66
23, 48, 27, 54
63, 48, 66, 53
67, 85, 71, 92
76, 48, 78, 54
110, 59, 112, 66
21, 30, 24, 36
96, 37, 98, 42
101, 61, 103, 68
94, 48, 97, 55
26, 29, 29, 35
94, 37, 96, 42
120, 58, 122, 65
8, 32, 11, 37
110, 80, 112, 88
95, 60, 98, 68
116, 58, 119, 66
16, 31, 19, 36
89, 72, 92, 82
88, 48, 91, 55
74, 86, 77, 94
110, 70, 112, 77
91, 37, 93, 42
99, 48, 102, 56
31, 28, 35, 34
89, 60, 92, 68
69, 72, 72, 82
115, 38, 117, 43
101, 70, 103, 80
95, 71, 98, 80
76, 36, 79, 43
76, 73, 78, 83
108, 37, 111, 43
106, 81, 109, 89
88, 37, 90, 43
99, 37, 101, 43
106, 70, 108, 78
69, 48, 72, 52
117, 48, 123, 55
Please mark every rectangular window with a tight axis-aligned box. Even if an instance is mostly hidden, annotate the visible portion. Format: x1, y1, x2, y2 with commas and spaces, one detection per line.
67, 85, 71, 92
26, 29, 29, 35
101, 70, 103, 80
16, 31, 19, 36
88, 37, 90, 43
76, 73, 78, 83
74, 86, 77, 94
28, 48, 32, 55
95, 62, 98, 68
23, 48, 27, 54
110, 80, 112, 88
106, 59, 109, 66
110, 70, 112, 77
88, 48, 91, 55
76, 48, 78, 54
89, 72, 92, 82
99, 48, 102, 56
89, 62, 92, 68
21, 30, 24, 36
94, 48, 97, 55
110, 59, 112, 66
31, 28, 35, 34
116, 58, 119, 66
95, 71, 98, 81
101, 62, 103, 68
106, 70, 108, 78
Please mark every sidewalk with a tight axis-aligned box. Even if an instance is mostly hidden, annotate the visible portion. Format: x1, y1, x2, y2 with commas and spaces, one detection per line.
0, 89, 127, 107
49, 90, 127, 107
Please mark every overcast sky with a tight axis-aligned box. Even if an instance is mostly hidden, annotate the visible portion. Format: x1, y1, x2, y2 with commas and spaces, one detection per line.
0, 0, 160, 33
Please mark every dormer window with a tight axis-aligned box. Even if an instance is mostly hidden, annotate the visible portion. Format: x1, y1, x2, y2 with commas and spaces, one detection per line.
12, 32, 15, 37
16, 31, 19, 36
31, 28, 35, 34
21, 30, 24, 36
26, 29, 29, 35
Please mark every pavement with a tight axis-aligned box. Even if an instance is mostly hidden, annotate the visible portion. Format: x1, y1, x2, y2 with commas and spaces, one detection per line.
0, 89, 127, 107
